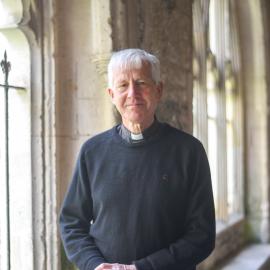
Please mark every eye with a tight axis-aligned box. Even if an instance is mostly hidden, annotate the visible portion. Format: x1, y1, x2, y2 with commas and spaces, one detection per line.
116, 82, 128, 92
136, 80, 146, 86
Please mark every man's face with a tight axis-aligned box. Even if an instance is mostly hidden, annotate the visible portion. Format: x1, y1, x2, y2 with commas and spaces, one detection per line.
108, 62, 163, 130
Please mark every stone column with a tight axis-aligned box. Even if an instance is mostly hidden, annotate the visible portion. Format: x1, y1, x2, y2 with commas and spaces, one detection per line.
193, 0, 209, 149
211, 0, 228, 221
236, 0, 270, 243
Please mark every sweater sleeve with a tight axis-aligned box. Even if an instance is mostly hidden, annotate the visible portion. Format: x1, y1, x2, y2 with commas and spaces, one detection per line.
59, 147, 106, 270
133, 142, 216, 270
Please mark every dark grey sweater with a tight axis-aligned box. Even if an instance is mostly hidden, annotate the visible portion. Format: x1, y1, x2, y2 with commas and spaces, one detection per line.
59, 123, 215, 270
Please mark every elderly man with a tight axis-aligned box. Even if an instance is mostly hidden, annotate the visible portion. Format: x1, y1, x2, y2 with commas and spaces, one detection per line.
59, 48, 215, 270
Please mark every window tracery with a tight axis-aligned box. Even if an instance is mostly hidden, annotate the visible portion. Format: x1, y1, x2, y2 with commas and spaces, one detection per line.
193, 0, 244, 225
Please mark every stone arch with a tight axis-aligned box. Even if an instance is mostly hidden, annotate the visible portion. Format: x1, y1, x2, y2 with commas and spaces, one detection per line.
1, 0, 62, 269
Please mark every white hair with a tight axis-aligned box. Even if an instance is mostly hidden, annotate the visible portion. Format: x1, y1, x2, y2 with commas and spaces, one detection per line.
107, 48, 161, 88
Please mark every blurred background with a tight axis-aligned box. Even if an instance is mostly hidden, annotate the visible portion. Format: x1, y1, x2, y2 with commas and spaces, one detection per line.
0, 0, 269, 269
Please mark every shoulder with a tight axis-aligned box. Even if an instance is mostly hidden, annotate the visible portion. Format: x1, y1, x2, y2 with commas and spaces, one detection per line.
160, 123, 207, 159
163, 123, 203, 147
80, 126, 117, 154
162, 124, 210, 171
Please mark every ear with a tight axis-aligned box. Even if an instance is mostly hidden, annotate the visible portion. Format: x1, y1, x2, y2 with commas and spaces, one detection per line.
107, 88, 115, 104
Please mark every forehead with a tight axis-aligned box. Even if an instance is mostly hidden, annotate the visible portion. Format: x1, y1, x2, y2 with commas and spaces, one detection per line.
113, 62, 152, 82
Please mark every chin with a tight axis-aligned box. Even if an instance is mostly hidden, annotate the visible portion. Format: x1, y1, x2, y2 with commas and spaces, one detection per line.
130, 113, 146, 121
128, 118, 144, 125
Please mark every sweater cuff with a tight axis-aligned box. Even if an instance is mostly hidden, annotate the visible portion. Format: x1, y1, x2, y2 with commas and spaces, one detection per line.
85, 257, 106, 270
133, 257, 153, 270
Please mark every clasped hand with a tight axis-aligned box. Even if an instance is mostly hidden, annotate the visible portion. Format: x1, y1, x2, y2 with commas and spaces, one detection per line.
95, 263, 137, 270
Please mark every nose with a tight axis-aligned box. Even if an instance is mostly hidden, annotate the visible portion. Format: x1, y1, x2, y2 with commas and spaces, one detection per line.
127, 81, 137, 98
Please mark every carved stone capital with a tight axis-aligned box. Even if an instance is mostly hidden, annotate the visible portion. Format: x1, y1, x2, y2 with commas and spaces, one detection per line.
91, 53, 111, 77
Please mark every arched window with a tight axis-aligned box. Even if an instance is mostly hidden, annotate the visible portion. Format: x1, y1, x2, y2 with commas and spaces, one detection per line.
0, 1, 31, 269
193, 0, 244, 227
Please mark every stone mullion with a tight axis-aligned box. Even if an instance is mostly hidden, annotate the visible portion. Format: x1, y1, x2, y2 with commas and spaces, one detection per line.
228, 0, 244, 216
214, 0, 228, 221
193, 0, 208, 150
110, 0, 128, 49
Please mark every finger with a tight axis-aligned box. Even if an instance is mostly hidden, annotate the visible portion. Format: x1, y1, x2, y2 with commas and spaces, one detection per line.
111, 263, 121, 270
111, 264, 129, 270
111, 264, 126, 270
95, 263, 115, 270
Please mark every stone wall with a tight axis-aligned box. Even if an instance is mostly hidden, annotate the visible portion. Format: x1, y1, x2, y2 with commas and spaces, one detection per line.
55, 0, 114, 203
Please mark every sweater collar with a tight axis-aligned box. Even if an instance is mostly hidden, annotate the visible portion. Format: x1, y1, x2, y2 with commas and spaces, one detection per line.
118, 118, 161, 144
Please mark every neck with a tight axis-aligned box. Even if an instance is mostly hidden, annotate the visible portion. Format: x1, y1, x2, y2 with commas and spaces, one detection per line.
122, 118, 154, 134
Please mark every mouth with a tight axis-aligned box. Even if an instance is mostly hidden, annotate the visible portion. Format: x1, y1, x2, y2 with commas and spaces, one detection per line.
126, 103, 144, 107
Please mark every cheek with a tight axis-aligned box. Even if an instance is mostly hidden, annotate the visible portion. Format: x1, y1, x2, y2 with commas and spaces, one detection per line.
144, 93, 159, 105
113, 95, 126, 108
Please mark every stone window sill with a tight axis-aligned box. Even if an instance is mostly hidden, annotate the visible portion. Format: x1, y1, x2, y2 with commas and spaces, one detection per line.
217, 244, 270, 270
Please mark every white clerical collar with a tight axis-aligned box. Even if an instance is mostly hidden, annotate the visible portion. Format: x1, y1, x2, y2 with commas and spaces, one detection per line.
131, 132, 144, 141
